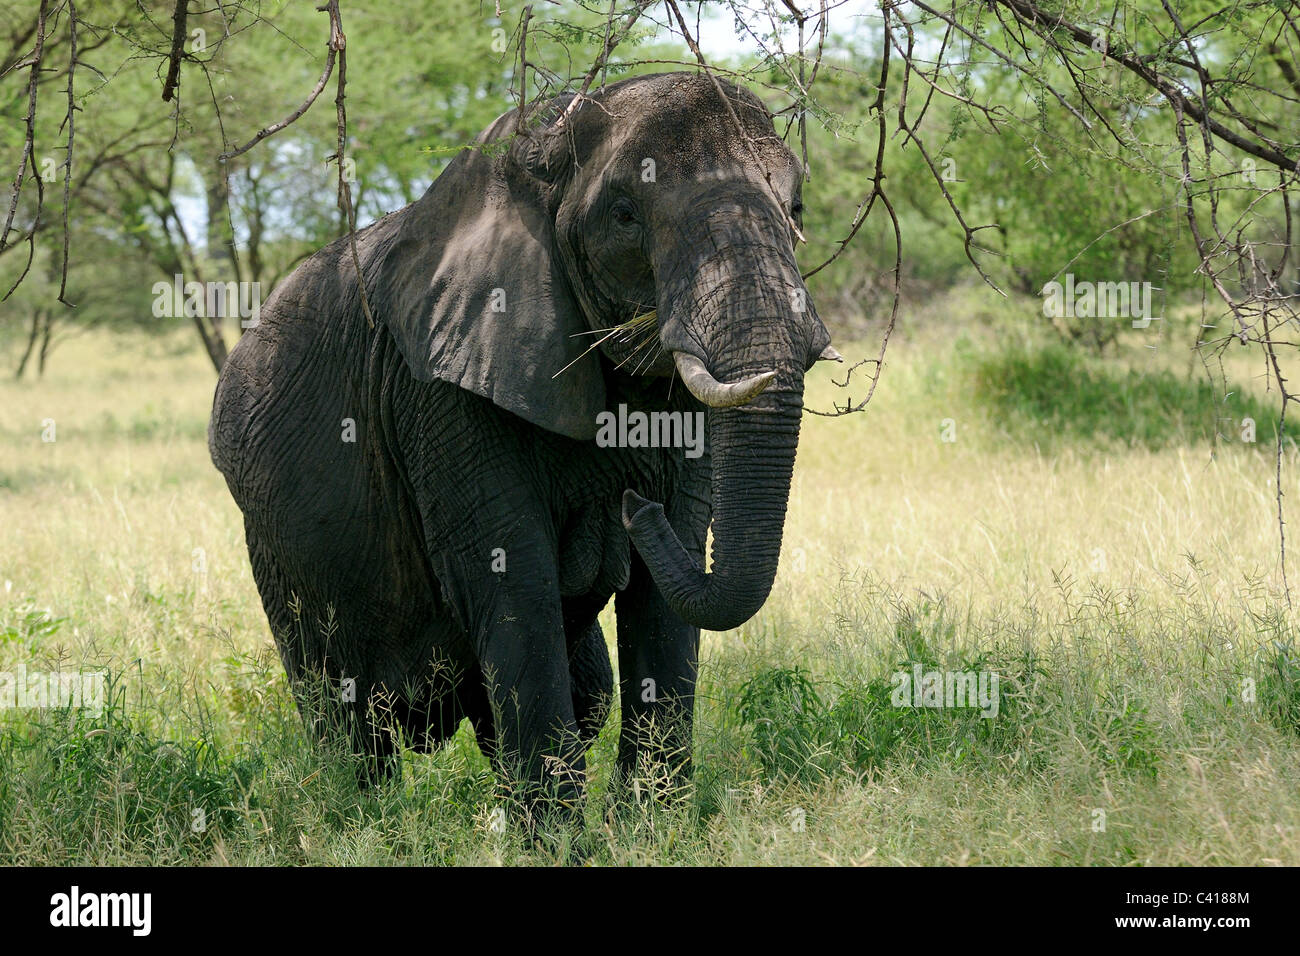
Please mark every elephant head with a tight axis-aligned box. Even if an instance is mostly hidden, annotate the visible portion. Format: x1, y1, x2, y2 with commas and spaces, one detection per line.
374, 72, 830, 632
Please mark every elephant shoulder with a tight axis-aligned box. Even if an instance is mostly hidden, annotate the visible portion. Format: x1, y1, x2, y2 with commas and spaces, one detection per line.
257, 206, 408, 337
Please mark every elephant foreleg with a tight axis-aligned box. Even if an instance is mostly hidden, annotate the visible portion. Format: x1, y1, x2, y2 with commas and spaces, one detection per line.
613, 551, 700, 803
471, 574, 586, 829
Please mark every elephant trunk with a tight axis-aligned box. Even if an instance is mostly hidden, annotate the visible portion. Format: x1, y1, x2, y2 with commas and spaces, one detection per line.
624, 189, 811, 630
623, 385, 802, 631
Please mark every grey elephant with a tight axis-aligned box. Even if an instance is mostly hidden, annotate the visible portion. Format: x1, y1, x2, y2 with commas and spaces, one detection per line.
209, 72, 833, 822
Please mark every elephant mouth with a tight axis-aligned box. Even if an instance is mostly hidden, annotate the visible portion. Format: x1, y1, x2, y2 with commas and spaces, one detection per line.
592, 306, 671, 375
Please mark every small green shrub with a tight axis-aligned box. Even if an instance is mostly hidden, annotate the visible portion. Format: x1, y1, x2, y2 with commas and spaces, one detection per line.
970, 343, 1283, 450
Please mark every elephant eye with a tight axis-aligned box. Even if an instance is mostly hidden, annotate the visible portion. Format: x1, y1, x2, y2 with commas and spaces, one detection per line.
611, 199, 639, 226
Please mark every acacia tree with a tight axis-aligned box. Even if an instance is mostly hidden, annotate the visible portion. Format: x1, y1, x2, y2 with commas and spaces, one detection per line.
1, 0, 527, 369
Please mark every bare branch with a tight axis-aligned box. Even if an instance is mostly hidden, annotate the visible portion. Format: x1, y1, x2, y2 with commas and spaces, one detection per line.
160, 0, 187, 102
326, 0, 374, 329
218, 3, 339, 162
1, 0, 48, 260
57, 0, 78, 306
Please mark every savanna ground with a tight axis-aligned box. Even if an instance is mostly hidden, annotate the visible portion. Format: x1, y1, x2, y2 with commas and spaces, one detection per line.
3, 287, 1300, 865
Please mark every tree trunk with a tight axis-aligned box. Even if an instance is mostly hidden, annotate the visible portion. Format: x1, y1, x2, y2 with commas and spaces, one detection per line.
37, 309, 53, 377
15, 307, 42, 379
206, 160, 242, 348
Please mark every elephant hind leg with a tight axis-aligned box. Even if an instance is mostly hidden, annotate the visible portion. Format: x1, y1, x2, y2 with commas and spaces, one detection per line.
244, 529, 404, 787
570, 619, 613, 751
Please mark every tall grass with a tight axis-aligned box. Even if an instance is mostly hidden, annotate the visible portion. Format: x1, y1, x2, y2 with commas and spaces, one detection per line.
2, 289, 1299, 864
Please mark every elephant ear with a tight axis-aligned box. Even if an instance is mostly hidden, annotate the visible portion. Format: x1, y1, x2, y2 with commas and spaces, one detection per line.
373, 110, 603, 440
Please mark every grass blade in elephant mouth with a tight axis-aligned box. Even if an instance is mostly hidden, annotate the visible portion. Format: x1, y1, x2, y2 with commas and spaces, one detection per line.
552, 310, 662, 381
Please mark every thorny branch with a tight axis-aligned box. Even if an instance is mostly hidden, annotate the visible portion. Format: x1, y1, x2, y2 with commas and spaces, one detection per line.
802, 0, 901, 416
555, 0, 655, 125
208, 1, 373, 326
57, 0, 77, 305
1, 0, 49, 301
326, 0, 374, 328
216, 3, 339, 162
161, 0, 187, 103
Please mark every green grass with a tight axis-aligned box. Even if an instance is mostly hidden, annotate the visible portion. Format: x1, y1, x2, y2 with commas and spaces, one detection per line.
3, 288, 1300, 865
969, 340, 1284, 451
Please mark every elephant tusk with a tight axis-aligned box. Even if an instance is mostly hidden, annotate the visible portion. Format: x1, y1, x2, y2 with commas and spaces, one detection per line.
673, 352, 776, 408
817, 345, 843, 363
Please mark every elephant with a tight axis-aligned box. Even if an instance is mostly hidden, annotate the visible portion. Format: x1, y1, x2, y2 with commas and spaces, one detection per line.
208, 72, 833, 825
